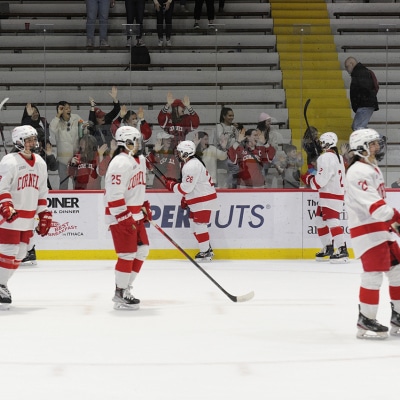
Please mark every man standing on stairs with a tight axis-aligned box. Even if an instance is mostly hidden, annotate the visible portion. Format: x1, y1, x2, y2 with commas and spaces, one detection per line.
344, 57, 379, 131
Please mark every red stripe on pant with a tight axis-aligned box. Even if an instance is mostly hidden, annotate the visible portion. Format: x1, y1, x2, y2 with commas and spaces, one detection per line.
194, 232, 210, 244
389, 286, 400, 301
317, 226, 329, 237
132, 259, 143, 273
330, 226, 344, 238
0, 254, 17, 270
115, 258, 133, 273
360, 287, 379, 305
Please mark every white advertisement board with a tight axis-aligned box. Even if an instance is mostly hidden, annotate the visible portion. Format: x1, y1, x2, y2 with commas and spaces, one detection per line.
35, 189, 399, 259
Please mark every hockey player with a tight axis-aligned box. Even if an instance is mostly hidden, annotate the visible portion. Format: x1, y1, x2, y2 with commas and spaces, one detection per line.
301, 132, 349, 263
346, 128, 400, 339
163, 140, 218, 262
104, 125, 151, 310
0, 125, 52, 309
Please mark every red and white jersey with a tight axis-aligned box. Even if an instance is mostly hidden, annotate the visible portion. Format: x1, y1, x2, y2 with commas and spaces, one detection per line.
104, 152, 147, 225
345, 160, 395, 258
0, 152, 49, 231
309, 150, 345, 212
173, 157, 218, 212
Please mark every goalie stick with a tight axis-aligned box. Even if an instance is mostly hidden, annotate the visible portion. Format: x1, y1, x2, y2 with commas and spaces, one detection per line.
0, 98, 9, 154
147, 219, 254, 303
303, 98, 311, 131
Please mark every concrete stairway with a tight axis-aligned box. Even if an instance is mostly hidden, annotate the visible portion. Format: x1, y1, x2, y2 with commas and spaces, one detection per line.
269, 0, 353, 151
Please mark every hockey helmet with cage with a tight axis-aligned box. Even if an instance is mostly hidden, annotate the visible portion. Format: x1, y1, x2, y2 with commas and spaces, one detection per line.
176, 140, 196, 161
115, 126, 141, 153
319, 131, 338, 149
12, 125, 38, 151
349, 128, 383, 159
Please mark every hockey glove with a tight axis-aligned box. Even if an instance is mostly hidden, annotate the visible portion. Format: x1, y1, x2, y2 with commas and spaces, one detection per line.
142, 201, 152, 222
301, 172, 313, 186
36, 211, 52, 236
116, 209, 136, 232
0, 201, 18, 223
163, 177, 178, 192
181, 197, 188, 210
390, 209, 400, 235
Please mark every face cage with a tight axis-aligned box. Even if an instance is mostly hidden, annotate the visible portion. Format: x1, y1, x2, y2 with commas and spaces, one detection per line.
15, 136, 39, 152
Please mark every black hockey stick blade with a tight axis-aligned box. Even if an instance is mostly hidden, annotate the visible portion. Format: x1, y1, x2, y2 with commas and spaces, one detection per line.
148, 219, 254, 302
303, 98, 311, 130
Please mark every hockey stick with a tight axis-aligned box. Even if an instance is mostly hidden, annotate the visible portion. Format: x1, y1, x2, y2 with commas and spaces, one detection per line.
147, 219, 254, 303
303, 98, 311, 131
0, 98, 9, 155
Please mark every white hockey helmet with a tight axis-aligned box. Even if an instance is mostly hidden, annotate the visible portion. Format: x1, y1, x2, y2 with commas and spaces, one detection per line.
349, 128, 381, 159
176, 140, 196, 161
12, 125, 38, 151
115, 126, 141, 153
319, 131, 338, 149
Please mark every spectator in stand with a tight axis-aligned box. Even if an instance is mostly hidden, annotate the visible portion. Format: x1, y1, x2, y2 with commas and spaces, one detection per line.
218, 0, 224, 13
216, 107, 241, 188
344, 56, 379, 130
256, 112, 284, 152
85, 0, 111, 47
147, 131, 181, 189
88, 86, 121, 147
49, 101, 82, 190
158, 92, 200, 149
302, 125, 322, 174
192, 130, 228, 186
111, 105, 152, 144
97, 138, 118, 187
228, 128, 276, 188
154, 0, 174, 47
67, 134, 100, 190
278, 144, 303, 189
124, 0, 146, 47
193, 0, 215, 29
21, 103, 50, 147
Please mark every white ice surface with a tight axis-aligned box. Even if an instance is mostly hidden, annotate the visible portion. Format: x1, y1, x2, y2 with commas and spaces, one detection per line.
1, 259, 399, 400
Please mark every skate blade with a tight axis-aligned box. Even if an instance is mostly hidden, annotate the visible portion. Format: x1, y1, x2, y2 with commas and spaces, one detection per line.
390, 326, 400, 336
315, 257, 330, 262
0, 303, 11, 311
21, 260, 37, 266
357, 328, 388, 340
113, 302, 140, 310
329, 257, 349, 264
195, 257, 212, 263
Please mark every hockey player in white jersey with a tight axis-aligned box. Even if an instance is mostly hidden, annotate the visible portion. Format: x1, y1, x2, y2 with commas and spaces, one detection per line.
163, 140, 218, 262
301, 132, 349, 263
104, 126, 151, 310
0, 125, 52, 309
346, 128, 400, 339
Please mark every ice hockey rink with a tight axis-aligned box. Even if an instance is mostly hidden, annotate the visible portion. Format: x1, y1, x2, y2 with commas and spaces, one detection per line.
1, 258, 399, 400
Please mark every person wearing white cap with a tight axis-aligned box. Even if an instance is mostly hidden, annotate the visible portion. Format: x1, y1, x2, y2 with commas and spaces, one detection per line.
147, 131, 180, 189
256, 112, 284, 152
256, 112, 284, 188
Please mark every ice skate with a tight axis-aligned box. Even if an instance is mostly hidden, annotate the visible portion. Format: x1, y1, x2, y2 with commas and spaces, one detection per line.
0, 284, 12, 310
356, 308, 388, 340
315, 244, 333, 262
112, 287, 140, 310
390, 302, 400, 336
330, 244, 349, 264
21, 245, 37, 266
195, 246, 214, 262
